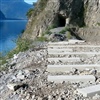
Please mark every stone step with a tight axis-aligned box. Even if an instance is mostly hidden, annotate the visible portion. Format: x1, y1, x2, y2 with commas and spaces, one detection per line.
48, 45, 100, 48
48, 41, 69, 45
48, 48, 100, 52
48, 57, 81, 63
48, 48, 73, 52
47, 65, 100, 72
48, 40, 85, 45
77, 84, 100, 97
48, 75, 95, 83
48, 52, 100, 55
68, 40, 85, 44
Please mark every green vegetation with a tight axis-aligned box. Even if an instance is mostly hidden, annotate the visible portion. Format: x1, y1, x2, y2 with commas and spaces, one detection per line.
0, 53, 7, 71
43, 30, 52, 35
36, 36, 48, 42
0, 37, 32, 69
30, 0, 49, 18
97, 23, 100, 26
47, 24, 57, 30
59, 27, 70, 34
26, 8, 34, 18
66, 31, 72, 39
16, 37, 32, 52
39, 25, 56, 38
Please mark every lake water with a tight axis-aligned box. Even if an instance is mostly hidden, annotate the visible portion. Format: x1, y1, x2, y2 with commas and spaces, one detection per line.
0, 20, 27, 55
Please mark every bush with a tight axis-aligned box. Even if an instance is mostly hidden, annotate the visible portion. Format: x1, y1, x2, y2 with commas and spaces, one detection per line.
59, 27, 70, 34
97, 23, 100, 26
59, 29, 67, 34
0, 37, 32, 66
66, 31, 72, 39
36, 36, 48, 41
0, 53, 7, 67
15, 37, 32, 52
26, 8, 34, 18
43, 30, 52, 36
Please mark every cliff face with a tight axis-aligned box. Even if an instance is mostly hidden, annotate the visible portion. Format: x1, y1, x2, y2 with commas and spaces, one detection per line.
24, 0, 100, 42
78, 0, 100, 42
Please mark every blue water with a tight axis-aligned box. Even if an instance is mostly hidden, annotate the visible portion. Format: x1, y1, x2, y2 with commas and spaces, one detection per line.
0, 20, 27, 54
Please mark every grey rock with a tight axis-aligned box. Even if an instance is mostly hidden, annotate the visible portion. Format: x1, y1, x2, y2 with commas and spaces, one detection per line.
16, 70, 25, 80
49, 33, 66, 42
7, 83, 28, 91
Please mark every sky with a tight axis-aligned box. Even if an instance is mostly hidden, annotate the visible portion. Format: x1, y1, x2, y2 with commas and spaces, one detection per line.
24, 0, 37, 4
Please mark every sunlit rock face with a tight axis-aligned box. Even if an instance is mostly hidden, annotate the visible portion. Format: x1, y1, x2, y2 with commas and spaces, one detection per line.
23, 0, 100, 42
0, 0, 32, 19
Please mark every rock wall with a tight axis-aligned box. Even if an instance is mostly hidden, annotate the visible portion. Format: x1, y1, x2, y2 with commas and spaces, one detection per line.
84, 0, 100, 27
77, 0, 100, 42
23, 0, 100, 42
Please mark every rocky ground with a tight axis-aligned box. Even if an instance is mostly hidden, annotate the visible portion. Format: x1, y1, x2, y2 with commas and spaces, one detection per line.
0, 42, 100, 100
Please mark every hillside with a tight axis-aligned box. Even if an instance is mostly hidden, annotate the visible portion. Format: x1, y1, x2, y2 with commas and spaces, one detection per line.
0, 0, 32, 19
23, 0, 100, 42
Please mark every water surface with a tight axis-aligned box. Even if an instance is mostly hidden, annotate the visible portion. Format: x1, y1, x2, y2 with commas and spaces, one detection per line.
0, 20, 27, 54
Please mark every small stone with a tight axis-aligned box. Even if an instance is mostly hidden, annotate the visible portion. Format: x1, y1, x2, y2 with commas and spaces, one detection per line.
24, 69, 30, 74
7, 83, 28, 91
17, 74, 25, 80
13, 54, 18, 60
93, 94, 100, 100
38, 97, 42, 100
26, 95, 30, 100
17, 70, 25, 80
48, 95, 52, 100
7, 83, 18, 91
89, 69, 97, 75
58, 97, 61, 100
32, 95, 35, 99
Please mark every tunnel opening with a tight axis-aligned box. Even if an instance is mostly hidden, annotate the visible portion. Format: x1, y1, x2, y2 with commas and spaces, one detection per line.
58, 15, 66, 27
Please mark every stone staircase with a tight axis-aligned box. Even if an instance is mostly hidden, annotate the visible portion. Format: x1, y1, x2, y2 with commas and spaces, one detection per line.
47, 40, 100, 97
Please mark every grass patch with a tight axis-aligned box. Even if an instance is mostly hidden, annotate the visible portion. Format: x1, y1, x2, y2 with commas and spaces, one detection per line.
59, 27, 70, 34
67, 31, 72, 39
0, 37, 32, 68
97, 23, 100, 26
43, 30, 52, 36
36, 36, 48, 42
43, 24, 57, 35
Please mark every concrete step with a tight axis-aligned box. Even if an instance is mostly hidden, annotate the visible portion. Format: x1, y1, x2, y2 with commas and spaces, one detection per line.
48, 57, 81, 63
48, 40, 85, 45
77, 84, 100, 97
48, 45, 100, 48
48, 52, 100, 55
48, 75, 95, 83
48, 41, 69, 45
48, 49, 73, 52
47, 65, 100, 72
48, 48, 100, 52
68, 40, 85, 44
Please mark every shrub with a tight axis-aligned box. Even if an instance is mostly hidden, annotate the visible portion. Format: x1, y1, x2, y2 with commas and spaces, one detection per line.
36, 36, 48, 41
67, 31, 72, 39
97, 23, 100, 26
43, 30, 52, 36
59, 27, 70, 34
0, 53, 7, 67
59, 29, 67, 34
26, 8, 34, 18
0, 37, 32, 65
15, 37, 32, 52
